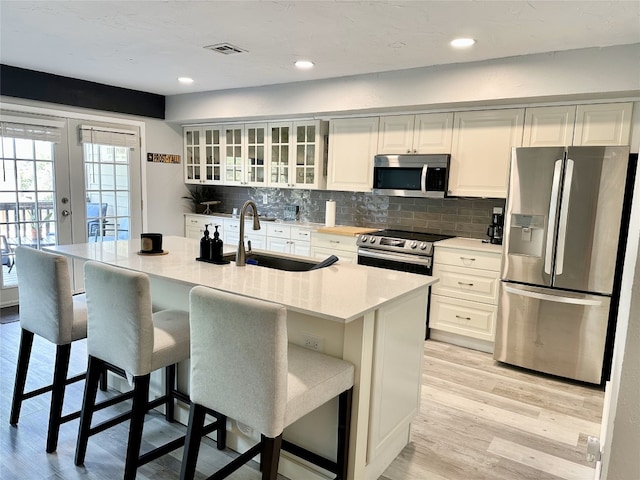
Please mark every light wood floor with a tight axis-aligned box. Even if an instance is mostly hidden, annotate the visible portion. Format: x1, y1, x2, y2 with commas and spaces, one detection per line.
0, 318, 603, 479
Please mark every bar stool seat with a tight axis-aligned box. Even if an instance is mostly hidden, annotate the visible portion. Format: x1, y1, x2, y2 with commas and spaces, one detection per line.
74, 261, 220, 480
181, 286, 355, 480
10, 246, 90, 453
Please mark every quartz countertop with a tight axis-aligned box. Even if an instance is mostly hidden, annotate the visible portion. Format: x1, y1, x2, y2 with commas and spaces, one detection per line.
184, 212, 323, 228
46, 236, 436, 323
435, 237, 503, 254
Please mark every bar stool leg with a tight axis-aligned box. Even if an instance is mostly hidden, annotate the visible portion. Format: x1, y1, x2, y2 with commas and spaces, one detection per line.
124, 374, 150, 480
46, 343, 72, 453
75, 355, 103, 466
179, 403, 207, 480
261, 434, 282, 480
165, 365, 175, 422
10, 329, 34, 426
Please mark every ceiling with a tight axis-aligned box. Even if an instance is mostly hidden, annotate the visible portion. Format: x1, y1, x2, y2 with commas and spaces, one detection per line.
1, 1, 639, 97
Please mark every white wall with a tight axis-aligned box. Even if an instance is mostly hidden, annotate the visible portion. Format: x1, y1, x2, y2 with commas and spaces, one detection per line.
166, 44, 640, 123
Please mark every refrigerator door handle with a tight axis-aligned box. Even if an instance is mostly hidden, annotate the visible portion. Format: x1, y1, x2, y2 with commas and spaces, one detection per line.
504, 285, 602, 306
555, 159, 574, 275
545, 159, 563, 274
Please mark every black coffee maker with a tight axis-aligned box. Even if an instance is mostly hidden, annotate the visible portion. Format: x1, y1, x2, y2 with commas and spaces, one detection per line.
487, 209, 504, 245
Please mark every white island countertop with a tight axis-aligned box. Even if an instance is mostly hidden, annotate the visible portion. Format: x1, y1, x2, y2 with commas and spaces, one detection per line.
46, 236, 436, 323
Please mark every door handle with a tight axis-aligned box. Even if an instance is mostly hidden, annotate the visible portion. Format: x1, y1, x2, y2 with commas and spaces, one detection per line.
504, 285, 602, 306
61, 210, 70, 217
545, 159, 563, 274
555, 159, 573, 275
421, 165, 429, 193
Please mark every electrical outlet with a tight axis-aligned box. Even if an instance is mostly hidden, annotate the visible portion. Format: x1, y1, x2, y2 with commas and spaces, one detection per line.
262, 193, 268, 205
302, 333, 323, 352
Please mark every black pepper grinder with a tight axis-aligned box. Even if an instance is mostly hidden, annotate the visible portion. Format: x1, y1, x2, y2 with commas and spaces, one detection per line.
210, 225, 223, 261
199, 224, 211, 260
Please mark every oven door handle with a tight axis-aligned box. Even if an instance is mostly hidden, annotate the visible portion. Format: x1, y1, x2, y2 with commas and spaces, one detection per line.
358, 248, 432, 267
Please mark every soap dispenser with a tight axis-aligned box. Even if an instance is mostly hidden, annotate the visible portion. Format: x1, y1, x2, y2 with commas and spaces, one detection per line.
199, 224, 211, 260
211, 225, 223, 261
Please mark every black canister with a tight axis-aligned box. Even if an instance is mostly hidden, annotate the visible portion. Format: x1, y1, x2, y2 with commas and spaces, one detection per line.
200, 224, 211, 260
210, 225, 223, 261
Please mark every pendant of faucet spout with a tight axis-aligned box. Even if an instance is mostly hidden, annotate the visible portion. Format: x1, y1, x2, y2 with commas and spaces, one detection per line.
236, 200, 261, 266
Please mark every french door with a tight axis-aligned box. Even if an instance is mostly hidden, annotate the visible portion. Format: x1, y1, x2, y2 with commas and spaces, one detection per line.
0, 113, 142, 304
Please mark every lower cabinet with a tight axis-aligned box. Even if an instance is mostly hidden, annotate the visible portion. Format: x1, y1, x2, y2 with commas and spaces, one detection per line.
310, 232, 358, 263
429, 239, 502, 352
265, 223, 312, 256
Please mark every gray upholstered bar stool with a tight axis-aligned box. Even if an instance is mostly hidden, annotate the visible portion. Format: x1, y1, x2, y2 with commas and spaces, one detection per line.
181, 286, 355, 480
10, 246, 89, 453
75, 261, 204, 480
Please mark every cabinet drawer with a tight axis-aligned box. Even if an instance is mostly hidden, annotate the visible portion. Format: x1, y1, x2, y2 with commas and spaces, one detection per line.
185, 214, 223, 229
266, 223, 291, 239
311, 232, 357, 252
291, 226, 313, 242
435, 247, 501, 271
429, 295, 496, 342
432, 264, 499, 304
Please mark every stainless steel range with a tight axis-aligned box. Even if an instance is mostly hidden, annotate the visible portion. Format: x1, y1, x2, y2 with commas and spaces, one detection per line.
357, 229, 453, 276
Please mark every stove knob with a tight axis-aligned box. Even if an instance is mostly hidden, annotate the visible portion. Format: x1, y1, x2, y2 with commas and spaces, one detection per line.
420, 242, 428, 250
361, 236, 368, 243
370, 237, 377, 244
410, 241, 418, 249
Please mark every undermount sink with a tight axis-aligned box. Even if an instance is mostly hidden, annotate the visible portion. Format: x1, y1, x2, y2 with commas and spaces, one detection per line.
222, 251, 337, 272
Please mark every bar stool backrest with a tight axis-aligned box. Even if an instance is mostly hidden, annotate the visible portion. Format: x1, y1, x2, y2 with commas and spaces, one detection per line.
84, 261, 155, 377
16, 246, 75, 345
189, 286, 288, 438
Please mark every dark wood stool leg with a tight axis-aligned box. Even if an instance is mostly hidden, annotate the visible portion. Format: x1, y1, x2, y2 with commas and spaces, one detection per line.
179, 403, 206, 480
165, 364, 175, 422
99, 364, 108, 391
261, 434, 282, 480
75, 355, 103, 466
123, 374, 150, 480
216, 413, 227, 450
46, 343, 72, 453
336, 388, 353, 480
10, 329, 34, 426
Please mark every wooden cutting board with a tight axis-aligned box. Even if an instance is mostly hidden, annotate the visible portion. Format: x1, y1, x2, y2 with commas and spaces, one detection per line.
316, 226, 380, 236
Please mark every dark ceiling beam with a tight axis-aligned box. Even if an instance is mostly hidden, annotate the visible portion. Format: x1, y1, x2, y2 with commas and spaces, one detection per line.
0, 64, 165, 119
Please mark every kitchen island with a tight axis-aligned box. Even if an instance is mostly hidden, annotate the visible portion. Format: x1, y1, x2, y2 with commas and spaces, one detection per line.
45, 236, 437, 480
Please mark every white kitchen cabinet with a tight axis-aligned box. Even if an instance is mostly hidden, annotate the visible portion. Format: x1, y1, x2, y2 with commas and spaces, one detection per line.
265, 223, 312, 256
222, 124, 268, 187
448, 108, 525, 198
268, 120, 328, 189
429, 239, 502, 352
184, 126, 224, 184
184, 214, 225, 239
573, 102, 633, 146
311, 232, 358, 263
223, 217, 267, 250
523, 105, 577, 147
327, 117, 379, 192
377, 113, 453, 154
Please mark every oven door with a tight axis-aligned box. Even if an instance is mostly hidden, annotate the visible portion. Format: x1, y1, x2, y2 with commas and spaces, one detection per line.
357, 248, 432, 275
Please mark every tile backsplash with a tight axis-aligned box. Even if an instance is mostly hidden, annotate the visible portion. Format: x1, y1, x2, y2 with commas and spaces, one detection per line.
199, 186, 505, 239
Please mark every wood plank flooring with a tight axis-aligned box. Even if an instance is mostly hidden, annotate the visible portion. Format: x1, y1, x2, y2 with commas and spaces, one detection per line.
0, 316, 603, 480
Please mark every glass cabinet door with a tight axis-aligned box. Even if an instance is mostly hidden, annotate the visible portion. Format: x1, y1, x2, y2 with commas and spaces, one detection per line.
224, 126, 244, 185
269, 123, 292, 187
184, 128, 201, 183
245, 124, 266, 186
204, 127, 222, 183
295, 122, 317, 187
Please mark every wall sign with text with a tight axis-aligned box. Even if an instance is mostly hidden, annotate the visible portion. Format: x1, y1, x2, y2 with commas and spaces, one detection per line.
147, 153, 181, 164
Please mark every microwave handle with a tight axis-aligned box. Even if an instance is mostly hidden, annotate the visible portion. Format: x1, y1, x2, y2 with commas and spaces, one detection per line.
421, 164, 429, 193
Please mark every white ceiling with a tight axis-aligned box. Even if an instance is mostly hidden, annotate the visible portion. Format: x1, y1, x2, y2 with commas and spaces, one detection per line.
1, 1, 639, 97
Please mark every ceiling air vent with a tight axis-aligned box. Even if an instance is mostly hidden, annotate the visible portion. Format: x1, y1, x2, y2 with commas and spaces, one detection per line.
204, 43, 248, 55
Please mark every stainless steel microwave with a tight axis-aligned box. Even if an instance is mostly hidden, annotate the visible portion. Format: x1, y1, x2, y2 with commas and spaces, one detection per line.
372, 154, 450, 198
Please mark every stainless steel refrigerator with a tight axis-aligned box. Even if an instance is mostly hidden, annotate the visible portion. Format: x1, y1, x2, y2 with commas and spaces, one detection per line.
494, 146, 632, 384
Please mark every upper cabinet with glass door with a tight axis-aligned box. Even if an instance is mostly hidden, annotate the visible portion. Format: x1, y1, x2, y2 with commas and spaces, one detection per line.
268, 120, 328, 189
223, 124, 267, 187
183, 126, 223, 184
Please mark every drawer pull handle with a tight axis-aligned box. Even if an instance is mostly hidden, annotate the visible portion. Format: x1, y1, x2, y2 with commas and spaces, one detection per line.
458, 282, 474, 287
329, 240, 341, 244
460, 257, 476, 262
455, 315, 472, 320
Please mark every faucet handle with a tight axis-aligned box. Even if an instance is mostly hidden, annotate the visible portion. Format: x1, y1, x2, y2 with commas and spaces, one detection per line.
247, 240, 252, 253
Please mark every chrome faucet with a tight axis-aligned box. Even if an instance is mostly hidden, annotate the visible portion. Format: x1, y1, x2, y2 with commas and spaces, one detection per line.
236, 200, 261, 266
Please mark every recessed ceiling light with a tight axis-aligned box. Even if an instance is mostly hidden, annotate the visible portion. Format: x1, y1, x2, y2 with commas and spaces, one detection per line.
294, 60, 314, 70
178, 77, 194, 85
450, 38, 476, 48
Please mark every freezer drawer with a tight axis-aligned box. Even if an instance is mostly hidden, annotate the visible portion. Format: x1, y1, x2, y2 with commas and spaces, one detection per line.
494, 282, 610, 384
